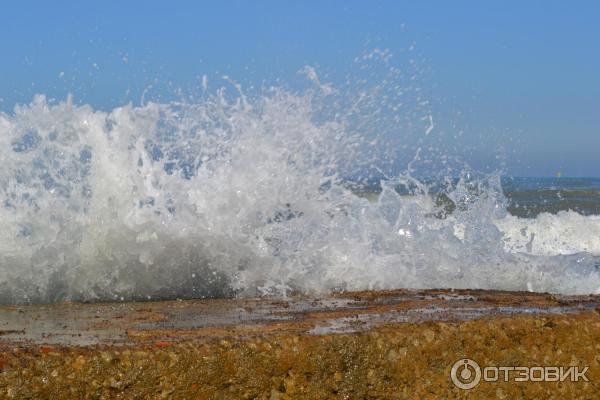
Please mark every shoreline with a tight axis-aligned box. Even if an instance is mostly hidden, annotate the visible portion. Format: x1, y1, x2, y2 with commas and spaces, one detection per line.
1, 289, 599, 398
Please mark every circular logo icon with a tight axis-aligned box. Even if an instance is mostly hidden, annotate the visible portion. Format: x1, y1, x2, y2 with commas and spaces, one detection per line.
451, 358, 481, 390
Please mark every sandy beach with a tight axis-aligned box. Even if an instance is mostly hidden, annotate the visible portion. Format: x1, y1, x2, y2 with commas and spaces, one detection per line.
1, 289, 598, 398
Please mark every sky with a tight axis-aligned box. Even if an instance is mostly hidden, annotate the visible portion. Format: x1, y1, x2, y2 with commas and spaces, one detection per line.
0, 1, 598, 176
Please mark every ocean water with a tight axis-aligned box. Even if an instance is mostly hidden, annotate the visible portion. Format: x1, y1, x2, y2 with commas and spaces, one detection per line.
357, 177, 600, 218
1, 81, 599, 304
503, 177, 600, 217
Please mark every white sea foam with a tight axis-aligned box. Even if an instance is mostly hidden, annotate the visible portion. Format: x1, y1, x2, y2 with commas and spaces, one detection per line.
495, 211, 600, 256
0, 83, 599, 303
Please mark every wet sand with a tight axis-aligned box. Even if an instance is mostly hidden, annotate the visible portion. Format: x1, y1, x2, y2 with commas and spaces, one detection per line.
0, 289, 599, 398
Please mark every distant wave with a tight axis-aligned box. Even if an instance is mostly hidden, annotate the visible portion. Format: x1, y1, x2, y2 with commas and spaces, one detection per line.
495, 211, 600, 255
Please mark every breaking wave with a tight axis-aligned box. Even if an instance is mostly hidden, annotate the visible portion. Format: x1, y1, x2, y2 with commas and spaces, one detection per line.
1, 67, 599, 303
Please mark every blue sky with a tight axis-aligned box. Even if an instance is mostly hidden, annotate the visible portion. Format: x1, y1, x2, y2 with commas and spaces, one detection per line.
1, 1, 598, 176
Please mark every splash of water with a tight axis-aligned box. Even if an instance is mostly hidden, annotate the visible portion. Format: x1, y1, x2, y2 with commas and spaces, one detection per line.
1, 73, 599, 304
